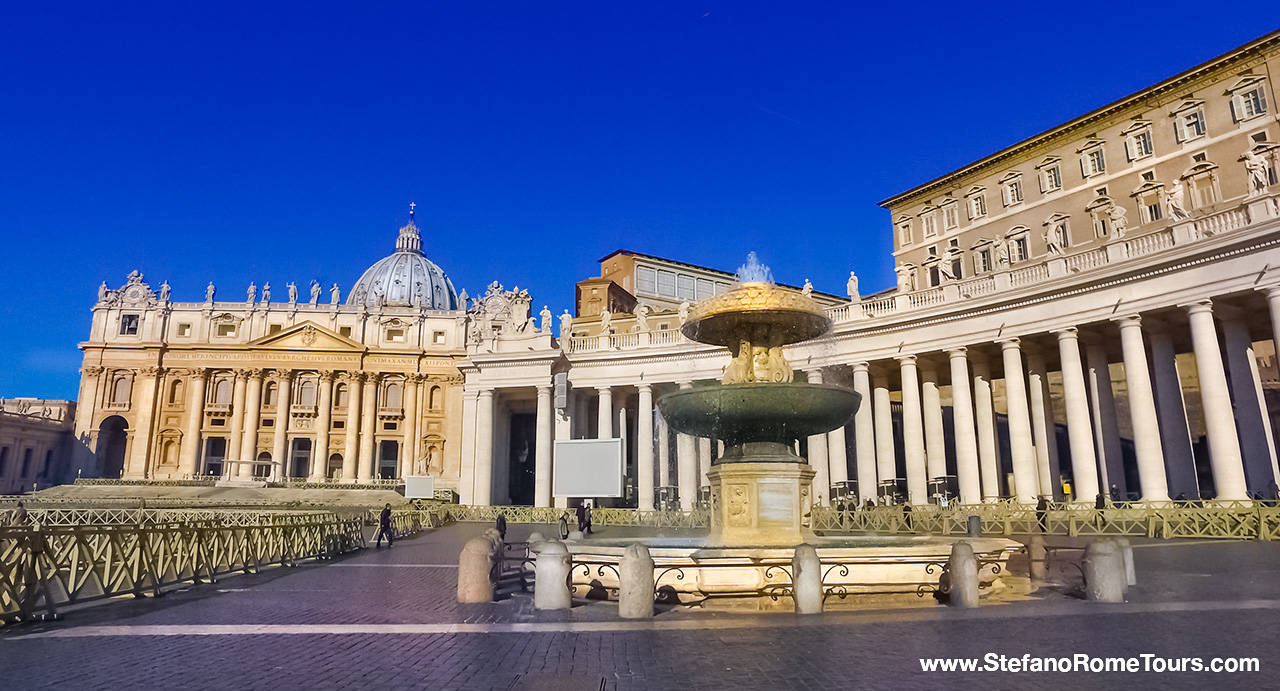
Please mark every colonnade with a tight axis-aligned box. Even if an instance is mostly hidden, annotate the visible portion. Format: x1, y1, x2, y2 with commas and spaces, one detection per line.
467, 290, 1280, 508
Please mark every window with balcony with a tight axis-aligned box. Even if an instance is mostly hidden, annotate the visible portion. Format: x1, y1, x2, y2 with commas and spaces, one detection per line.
1007, 233, 1029, 264
1184, 161, 1220, 208
974, 247, 993, 274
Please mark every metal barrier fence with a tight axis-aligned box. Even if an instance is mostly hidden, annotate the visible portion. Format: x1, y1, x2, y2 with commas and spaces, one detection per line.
440, 505, 710, 529
0, 507, 449, 626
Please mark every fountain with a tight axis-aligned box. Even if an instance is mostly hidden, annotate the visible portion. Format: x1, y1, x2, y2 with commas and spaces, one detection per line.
564, 255, 1019, 607
658, 252, 859, 545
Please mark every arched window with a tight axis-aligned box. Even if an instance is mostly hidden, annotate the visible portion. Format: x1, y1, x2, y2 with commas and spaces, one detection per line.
263, 381, 278, 407
429, 386, 442, 410
384, 382, 403, 409
168, 379, 184, 405
298, 380, 317, 406
112, 375, 132, 404
334, 383, 348, 408
214, 377, 233, 404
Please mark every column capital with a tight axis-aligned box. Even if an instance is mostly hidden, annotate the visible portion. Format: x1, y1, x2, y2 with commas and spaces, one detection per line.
139, 366, 165, 378
1111, 314, 1143, 327
596, 384, 613, 394
318, 369, 336, 382
850, 361, 871, 373
946, 347, 968, 358
232, 368, 252, 380
1257, 283, 1280, 299
636, 382, 652, 394
998, 338, 1021, 350
1182, 298, 1215, 315
274, 368, 296, 383
536, 384, 553, 395
1053, 326, 1080, 339
82, 365, 105, 376
895, 354, 918, 365
677, 380, 693, 389
243, 367, 265, 379
477, 388, 495, 399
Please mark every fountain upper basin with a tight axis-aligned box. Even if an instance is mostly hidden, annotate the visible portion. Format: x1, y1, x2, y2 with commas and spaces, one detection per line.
657, 382, 860, 450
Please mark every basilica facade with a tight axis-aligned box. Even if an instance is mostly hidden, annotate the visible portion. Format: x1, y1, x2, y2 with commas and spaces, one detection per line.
74, 31, 1280, 508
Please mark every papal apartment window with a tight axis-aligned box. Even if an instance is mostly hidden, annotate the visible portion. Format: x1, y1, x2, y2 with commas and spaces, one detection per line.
967, 194, 987, 220
941, 203, 959, 230
898, 221, 912, 245
635, 267, 657, 295
1174, 107, 1207, 142
676, 275, 696, 301
1139, 190, 1163, 224
1008, 236, 1029, 263
216, 323, 236, 337
1125, 128, 1154, 162
1040, 165, 1062, 193
657, 270, 677, 297
921, 211, 938, 238
1232, 84, 1269, 122
974, 248, 993, 274
1080, 147, 1106, 177
119, 314, 140, 336
1000, 176, 1023, 207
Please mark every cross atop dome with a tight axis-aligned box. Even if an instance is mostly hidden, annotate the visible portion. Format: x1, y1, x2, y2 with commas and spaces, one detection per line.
409, 201, 416, 220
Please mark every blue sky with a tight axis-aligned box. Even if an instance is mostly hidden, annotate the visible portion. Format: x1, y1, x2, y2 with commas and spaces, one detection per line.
1, 2, 1274, 399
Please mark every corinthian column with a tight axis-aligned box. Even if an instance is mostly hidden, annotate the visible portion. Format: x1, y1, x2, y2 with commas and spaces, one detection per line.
357, 373, 379, 481
401, 374, 421, 479
227, 370, 249, 476
341, 372, 362, 482
309, 370, 334, 482
125, 366, 163, 479
271, 370, 294, 481
237, 369, 264, 479
179, 368, 207, 478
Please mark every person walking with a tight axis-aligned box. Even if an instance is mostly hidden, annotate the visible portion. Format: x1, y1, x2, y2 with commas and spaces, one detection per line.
10, 501, 29, 526
583, 502, 593, 535
575, 503, 587, 533
376, 503, 394, 548
1036, 496, 1048, 533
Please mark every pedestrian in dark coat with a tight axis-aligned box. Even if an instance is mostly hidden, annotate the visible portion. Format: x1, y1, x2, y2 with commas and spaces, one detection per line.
377, 503, 394, 547
575, 504, 587, 533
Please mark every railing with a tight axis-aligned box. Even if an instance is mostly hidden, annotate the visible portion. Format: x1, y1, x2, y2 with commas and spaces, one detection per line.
1124, 228, 1173, 259
610, 333, 639, 349
1193, 205, 1250, 239
826, 305, 851, 322
810, 502, 1280, 541
860, 295, 897, 317
439, 505, 711, 529
1, 511, 367, 625
1009, 263, 1048, 287
649, 330, 683, 346
567, 336, 599, 353
1064, 247, 1107, 273
908, 288, 944, 308
961, 275, 996, 298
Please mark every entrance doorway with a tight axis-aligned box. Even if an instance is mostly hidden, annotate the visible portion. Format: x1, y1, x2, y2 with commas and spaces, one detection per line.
327, 453, 343, 480
97, 415, 128, 478
378, 441, 398, 479
255, 451, 272, 478
507, 413, 536, 505
204, 437, 226, 476
290, 438, 312, 478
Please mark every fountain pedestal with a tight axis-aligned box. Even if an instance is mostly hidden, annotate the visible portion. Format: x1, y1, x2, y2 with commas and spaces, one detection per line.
709, 462, 816, 546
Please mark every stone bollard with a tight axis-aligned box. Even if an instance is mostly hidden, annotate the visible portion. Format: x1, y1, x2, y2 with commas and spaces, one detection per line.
567, 530, 584, 541
534, 541, 573, 610
619, 543, 655, 619
1083, 539, 1125, 602
947, 541, 980, 608
1114, 537, 1136, 588
966, 515, 982, 537
792, 544, 823, 614
1027, 533, 1048, 582
527, 531, 546, 545
457, 536, 497, 603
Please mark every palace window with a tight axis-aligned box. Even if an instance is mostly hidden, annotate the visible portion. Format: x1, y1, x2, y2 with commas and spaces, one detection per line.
298, 380, 317, 407
1036, 157, 1062, 193
974, 247, 993, 274
1229, 77, 1269, 122
383, 382, 403, 409
263, 382, 278, 407
1123, 123, 1154, 162
656, 270, 677, 297
966, 191, 987, 220
697, 278, 716, 300
1008, 235, 1029, 264
1172, 102, 1207, 142
941, 202, 959, 230
1079, 141, 1107, 177
334, 383, 348, 408
1136, 188, 1164, 224
112, 375, 132, 405
1185, 161, 1220, 208
635, 267, 657, 294
168, 379, 183, 405
897, 220, 912, 246
676, 275, 696, 300
999, 173, 1024, 207
921, 210, 938, 238
213, 377, 232, 404
119, 314, 139, 336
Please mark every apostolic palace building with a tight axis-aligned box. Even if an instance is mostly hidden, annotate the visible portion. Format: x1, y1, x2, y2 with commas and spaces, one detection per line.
56, 31, 1280, 510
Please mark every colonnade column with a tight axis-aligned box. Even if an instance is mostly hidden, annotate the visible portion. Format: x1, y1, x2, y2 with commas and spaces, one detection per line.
636, 384, 655, 511
400, 374, 420, 479
676, 382, 698, 510
1000, 339, 1039, 504
1186, 301, 1249, 500
1222, 316, 1280, 493
947, 349, 981, 505
1148, 329, 1198, 499
921, 365, 947, 499
535, 384, 554, 507
341, 373, 361, 482
698, 438, 712, 488
272, 371, 294, 481
1054, 329, 1099, 503
227, 369, 249, 475
357, 374, 379, 481
851, 362, 877, 504
597, 386, 613, 439
657, 413, 670, 488
1115, 316, 1169, 502
970, 356, 1001, 501
553, 386, 573, 509
897, 356, 927, 504
474, 389, 495, 505
179, 368, 208, 478
1085, 343, 1125, 499
238, 369, 265, 480
309, 371, 334, 482
806, 369, 831, 506
871, 367, 897, 502
125, 366, 162, 479
1025, 350, 1060, 498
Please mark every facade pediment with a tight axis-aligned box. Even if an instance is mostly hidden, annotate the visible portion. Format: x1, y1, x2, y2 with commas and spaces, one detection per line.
249, 322, 363, 351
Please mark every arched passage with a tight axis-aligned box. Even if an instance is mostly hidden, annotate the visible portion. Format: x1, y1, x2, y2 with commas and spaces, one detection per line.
97, 415, 129, 478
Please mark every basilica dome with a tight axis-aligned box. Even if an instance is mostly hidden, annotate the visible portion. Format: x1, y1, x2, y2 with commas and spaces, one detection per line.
348, 217, 460, 311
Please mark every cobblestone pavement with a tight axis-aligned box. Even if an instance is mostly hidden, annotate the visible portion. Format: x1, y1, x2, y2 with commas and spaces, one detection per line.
4, 524, 1280, 690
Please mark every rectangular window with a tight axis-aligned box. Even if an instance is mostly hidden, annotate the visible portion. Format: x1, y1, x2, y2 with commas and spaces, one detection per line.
1009, 237, 1029, 263
922, 212, 937, 237
0, 448, 8, 476
974, 248, 992, 273
120, 314, 140, 335
676, 274, 696, 300
210, 418, 226, 427
1081, 148, 1106, 177
432, 330, 446, 345
1040, 165, 1062, 193
339, 326, 352, 337
333, 420, 345, 429
216, 323, 236, 337
1002, 179, 1023, 206
656, 271, 677, 297
386, 328, 406, 343
1175, 109, 1206, 142
941, 204, 959, 230
1233, 87, 1268, 121
383, 422, 398, 431
696, 278, 715, 300
967, 194, 987, 220
635, 267, 657, 295
1125, 130, 1154, 161
268, 324, 283, 334
1140, 192, 1163, 224
177, 323, 192, 337
898, 221, 912, 245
